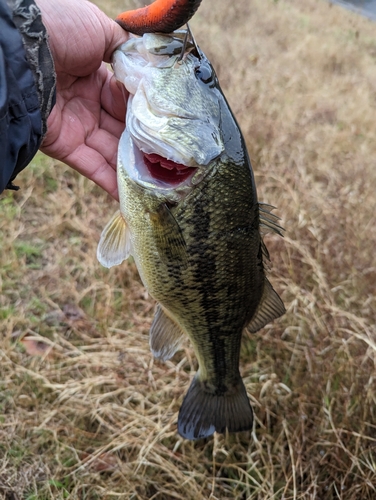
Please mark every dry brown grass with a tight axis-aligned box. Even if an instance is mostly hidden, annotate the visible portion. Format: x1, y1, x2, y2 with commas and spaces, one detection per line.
1, 0, 376, 498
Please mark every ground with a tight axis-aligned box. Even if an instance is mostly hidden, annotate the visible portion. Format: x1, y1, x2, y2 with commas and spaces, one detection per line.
1, 0, 376, 498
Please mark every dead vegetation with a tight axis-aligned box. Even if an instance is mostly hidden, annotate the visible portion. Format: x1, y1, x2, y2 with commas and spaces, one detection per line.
1, 0, 376, 498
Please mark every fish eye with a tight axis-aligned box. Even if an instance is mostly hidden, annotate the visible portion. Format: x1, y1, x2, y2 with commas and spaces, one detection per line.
195, 63, 213, 84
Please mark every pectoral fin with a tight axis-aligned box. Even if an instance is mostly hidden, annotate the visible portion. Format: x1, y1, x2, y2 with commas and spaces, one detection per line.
150, 305, 185, 361
97, 210, 132, 268
247, 278, 285, 333
148, 203, 187, 266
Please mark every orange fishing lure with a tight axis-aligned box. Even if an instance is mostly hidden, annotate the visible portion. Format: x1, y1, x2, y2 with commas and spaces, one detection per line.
116, 0, 202, 35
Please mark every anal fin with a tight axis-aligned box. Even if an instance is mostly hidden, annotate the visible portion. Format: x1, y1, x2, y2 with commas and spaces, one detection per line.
97, 210, 131, 268
247, 278, 285, 333
150, 305, 185, 361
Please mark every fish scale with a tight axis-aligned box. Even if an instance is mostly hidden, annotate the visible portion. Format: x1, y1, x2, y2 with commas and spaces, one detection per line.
170, 162, 262, 385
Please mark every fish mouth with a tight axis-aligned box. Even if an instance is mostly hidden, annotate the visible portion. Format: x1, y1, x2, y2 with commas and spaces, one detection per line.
118, 128, 202, 199
143, 153, 197, 185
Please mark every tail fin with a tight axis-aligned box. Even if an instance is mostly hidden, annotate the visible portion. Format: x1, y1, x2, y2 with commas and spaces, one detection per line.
177, 376, 253, 440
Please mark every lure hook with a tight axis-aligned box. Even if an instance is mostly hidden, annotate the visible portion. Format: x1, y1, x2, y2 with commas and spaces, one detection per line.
177, 23, 199, 61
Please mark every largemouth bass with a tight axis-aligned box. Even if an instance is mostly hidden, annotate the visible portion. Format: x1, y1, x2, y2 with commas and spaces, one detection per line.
98, 30, 285, 440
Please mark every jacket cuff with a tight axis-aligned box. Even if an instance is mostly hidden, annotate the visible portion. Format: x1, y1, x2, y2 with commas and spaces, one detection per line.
6, 0, 56, 138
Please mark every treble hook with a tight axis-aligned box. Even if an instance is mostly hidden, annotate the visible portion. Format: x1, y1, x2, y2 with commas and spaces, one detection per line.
177, 23, 199, 61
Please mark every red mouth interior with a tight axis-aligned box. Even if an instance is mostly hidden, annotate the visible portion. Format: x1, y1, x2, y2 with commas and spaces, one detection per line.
144, 153, 196, 184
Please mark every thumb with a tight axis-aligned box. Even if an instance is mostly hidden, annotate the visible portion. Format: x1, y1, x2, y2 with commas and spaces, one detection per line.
103, 18, 130, 63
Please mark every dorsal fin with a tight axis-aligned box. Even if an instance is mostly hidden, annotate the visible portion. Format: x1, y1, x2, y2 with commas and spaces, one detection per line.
246, 278, 285, 333
259, 203, 284, 237
150, 305, 185, 361
261, 239, 271, 272
258, 203, 284, 274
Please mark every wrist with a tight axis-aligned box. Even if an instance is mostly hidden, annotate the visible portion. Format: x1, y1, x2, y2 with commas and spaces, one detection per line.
6, 0, 56, 137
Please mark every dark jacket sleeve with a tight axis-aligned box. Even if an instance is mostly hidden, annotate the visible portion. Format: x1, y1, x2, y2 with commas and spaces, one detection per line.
0, 0, 56, 193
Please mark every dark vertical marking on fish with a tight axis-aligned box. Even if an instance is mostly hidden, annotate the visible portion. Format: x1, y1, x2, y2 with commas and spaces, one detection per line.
177, 161, 256, 439
190, 184, 227, 389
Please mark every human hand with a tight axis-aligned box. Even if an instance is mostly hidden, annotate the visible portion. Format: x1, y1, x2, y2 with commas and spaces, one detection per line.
36, 0, 129, 200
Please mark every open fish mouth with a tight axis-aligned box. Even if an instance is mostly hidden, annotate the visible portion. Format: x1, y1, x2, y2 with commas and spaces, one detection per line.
143, 153, 197, 184
118, 128, 202, 198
